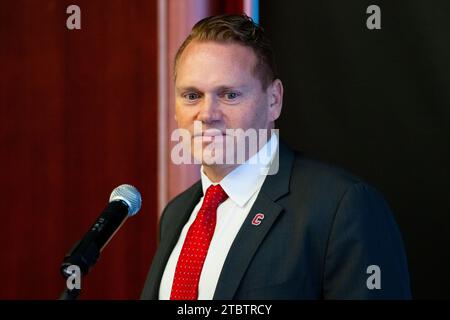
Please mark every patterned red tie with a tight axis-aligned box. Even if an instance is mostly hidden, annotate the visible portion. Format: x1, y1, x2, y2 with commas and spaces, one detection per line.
170, 184, 228, 300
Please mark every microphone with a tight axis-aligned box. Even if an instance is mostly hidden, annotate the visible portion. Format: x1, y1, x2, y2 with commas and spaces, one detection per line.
60, 184, 142, 278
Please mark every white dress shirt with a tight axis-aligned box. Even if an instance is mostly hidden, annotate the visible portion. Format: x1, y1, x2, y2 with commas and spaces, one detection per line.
159, 134, 278, 300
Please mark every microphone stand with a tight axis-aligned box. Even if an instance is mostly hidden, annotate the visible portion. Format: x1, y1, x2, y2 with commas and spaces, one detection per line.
58, 240, 100, 300
59, 288, 81, 300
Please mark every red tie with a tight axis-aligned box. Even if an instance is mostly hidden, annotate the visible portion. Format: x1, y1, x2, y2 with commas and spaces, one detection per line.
170, 184, 228, 300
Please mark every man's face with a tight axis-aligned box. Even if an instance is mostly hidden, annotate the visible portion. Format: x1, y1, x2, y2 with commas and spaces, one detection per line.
174, 40, 281, 166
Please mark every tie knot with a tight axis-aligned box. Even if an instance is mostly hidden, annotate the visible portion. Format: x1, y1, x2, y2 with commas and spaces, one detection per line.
203, 184, 228, 208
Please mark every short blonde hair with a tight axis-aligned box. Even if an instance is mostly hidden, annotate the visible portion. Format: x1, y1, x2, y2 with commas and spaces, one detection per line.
174, 14, 278, 89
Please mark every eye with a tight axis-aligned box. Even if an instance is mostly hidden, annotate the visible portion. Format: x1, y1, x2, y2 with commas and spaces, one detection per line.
222, 91, 241, 101
225, 92, 237, 99
183, 92, 200, 102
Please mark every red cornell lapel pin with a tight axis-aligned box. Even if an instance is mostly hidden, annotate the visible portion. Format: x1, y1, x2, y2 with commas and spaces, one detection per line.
252, 213, 265, 226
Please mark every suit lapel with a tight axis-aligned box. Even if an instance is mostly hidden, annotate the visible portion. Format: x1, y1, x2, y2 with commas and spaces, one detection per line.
143, 182, 203, 299
212, 192, 284, 299
213, 142, 295, 299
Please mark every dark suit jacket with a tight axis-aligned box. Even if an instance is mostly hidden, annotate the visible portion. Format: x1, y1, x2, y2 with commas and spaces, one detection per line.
141, 142, 411, 299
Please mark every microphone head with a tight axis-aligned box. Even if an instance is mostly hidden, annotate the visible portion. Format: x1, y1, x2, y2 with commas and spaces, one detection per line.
109, 184, 142, 216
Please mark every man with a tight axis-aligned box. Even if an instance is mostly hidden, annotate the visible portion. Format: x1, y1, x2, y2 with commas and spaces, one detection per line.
141, 14, 411, 299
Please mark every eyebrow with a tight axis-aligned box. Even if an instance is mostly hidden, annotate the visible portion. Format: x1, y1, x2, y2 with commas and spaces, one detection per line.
176, 85, 247, 93
176, 86, 200, 94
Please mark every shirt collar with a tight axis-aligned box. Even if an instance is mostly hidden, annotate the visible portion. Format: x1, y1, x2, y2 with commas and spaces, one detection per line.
200, 133, 279, 207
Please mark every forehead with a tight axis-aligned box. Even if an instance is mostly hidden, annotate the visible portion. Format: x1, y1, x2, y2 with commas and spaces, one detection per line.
176, 41, 259, 89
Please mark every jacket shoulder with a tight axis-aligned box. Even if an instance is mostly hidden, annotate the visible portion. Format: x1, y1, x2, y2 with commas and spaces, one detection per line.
158, 180, 202, 238
291, 153, 364, 191
164, 180, 202, 210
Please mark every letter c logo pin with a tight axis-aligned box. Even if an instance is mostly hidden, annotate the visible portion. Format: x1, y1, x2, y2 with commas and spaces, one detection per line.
252, 213, 265, 226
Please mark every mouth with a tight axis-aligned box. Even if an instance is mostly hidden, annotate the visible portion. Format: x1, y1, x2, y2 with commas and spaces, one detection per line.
194, 130, 227, 138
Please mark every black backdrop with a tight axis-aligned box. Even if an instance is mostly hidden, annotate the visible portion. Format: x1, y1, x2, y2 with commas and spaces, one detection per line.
261, 0, 450, 299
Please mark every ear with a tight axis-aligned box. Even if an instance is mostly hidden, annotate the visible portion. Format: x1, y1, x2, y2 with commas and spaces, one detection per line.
267, 79, 283, 122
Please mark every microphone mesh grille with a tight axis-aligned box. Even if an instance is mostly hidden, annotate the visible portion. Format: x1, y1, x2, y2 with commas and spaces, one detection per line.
109, 184, 142, 216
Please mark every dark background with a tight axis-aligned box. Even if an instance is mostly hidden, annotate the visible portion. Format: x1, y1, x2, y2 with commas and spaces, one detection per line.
261, 0, 450, 298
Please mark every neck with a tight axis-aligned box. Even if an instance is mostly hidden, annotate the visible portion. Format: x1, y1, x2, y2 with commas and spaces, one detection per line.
202, 132, 274, 183
202, 164, 237, 183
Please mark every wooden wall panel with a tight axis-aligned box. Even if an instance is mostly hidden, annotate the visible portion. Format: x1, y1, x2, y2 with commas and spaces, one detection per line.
0, 0, 158, 299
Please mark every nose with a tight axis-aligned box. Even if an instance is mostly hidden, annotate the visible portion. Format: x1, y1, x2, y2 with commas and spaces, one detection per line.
196, 95, 222, 124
